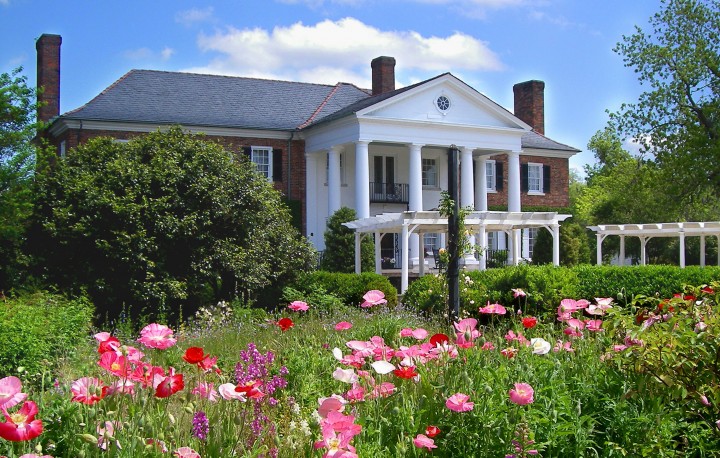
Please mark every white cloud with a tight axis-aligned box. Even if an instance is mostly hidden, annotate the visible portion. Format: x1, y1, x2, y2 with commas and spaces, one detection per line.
124, 47, 175, 63
186, 17, 503, 86
175, 7, 215, 26
0, 0, 9, 5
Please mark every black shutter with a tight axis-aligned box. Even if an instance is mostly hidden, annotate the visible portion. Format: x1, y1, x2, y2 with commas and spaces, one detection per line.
521, 163, 529, 192
273, 148, 283, 182
241, 146, 251, 159
495, 162, 503, 191
543, 165, 551, 193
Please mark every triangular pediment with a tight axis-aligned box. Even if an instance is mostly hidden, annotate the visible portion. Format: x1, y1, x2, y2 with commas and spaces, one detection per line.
356, 74, 530, 131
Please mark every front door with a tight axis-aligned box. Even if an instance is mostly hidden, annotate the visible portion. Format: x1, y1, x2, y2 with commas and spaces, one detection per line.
380, 233, 399, 268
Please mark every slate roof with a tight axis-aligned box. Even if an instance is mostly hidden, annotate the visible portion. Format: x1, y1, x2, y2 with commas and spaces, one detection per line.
62, 70, 370, 131
60, 69, 579, 153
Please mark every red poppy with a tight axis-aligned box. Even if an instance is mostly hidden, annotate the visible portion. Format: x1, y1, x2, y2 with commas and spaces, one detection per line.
0, 401, 43, 442
702, 286, 715, 294
234, 380, 265, 399
425, 425, 441, 438
277, 317, 294, 331
98, 336, 120, 354
393, 366, 418, 379
182, 347, 205, 365
154, 373, 184, 398
429, 333, 449, 346
521, 316, 538, 329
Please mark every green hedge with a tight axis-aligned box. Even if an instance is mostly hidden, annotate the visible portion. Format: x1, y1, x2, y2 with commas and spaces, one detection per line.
0, 292, 94, 379
284, 271, 398, 310
402, 265, 720, 316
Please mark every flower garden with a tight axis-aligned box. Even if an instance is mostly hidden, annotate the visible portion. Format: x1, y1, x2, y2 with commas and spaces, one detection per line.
2, 281, 720, 457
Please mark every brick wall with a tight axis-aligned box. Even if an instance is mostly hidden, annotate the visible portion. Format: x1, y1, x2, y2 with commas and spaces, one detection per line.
486, 154, 569, 209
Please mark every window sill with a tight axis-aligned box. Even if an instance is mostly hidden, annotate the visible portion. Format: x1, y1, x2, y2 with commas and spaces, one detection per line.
527, 191, 545, 196
486, 189, 497, 194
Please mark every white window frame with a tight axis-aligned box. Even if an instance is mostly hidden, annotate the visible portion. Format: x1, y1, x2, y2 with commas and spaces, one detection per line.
423, 233, 439, 254
527, 227, 538, 258
251, 146, 273, 181
486, 159, 496, 192
422, 158, 438, 187
527, 162, 544, 195
59, 140, 66, 158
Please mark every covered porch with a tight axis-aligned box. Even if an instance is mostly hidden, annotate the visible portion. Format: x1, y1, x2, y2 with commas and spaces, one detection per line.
344, 210, 571, 293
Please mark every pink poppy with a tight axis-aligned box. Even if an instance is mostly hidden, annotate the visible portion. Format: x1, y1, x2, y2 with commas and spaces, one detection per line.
288, 300, 309, 311
585, 319, 603, 332
333, 367, 359, 384
446, 393, 474, 412
0, 376, 27, 411
153, 369, 184, 398
411, 328, 429, 340
369, 382, 396, 399
197, 355, 221, 374
137, 323, 177, 350
509, 383, 534, 405
512, 288, 527, 298
399, 328, 414, 337
174, 447, 201, 458
360, 290, 387, 308
345, 384, 366, 402
479, 301, 507, 315
558, 298, 589, 314
191, 382, 219, 402
71, 377, 108, 405
413, 433, 437, 450
97, 420, 121, 450
98, 352, 132, 377
0, 401, 43, 442
454, 318, 480, 340
335, 321, 353, 331
107, 380, 135, 396
318, 395, 346, 418
481, 341, 495, 351
218, 383, 246, 401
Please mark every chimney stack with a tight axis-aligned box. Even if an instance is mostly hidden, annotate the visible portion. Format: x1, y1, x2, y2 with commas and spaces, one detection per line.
513, 80, 545, 135
36, 34, 62, 123
371, 56, 396, 96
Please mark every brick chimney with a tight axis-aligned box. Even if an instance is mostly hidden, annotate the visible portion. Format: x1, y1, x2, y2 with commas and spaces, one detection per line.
513, 80, 545, 135
371, 56, 395, 96
36, 34, 62, 123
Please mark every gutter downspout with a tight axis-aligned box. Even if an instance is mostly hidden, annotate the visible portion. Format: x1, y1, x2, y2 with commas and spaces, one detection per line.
287, 130, 295, 198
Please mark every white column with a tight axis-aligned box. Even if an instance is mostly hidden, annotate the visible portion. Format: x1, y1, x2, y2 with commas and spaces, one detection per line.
619, 235, 625, 266
305, 153, 319, 247
596, 234, 603, 265
354, 232, 361, 274
328, 146, 342, 216
552, 225, 560, 266
507, 151, 521, 212
374, 231, 382, 274
460, 147, 477, 264
401, 224, 409, 293
408, 144, 423, 265
700, 235, 706, 267
418, 233, 425, 276
408, 144, 423, 211
475, 156, 488, 212
355, 141, 370, 219
679, 231, 686, 268
478, 226, 487, 270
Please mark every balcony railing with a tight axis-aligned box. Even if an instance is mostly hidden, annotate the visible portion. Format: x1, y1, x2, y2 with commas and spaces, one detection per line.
370, 182, 409, 204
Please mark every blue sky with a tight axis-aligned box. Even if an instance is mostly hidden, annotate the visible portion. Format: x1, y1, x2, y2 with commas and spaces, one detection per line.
1, 0, 663, 174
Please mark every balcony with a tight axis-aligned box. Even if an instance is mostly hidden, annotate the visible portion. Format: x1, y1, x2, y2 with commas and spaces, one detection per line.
370, 182, 409, 204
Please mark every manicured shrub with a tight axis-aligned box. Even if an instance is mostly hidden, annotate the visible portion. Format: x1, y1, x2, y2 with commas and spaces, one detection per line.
320, 206, 374, 273
0, 291, 93, 379
287, 271, 397, 310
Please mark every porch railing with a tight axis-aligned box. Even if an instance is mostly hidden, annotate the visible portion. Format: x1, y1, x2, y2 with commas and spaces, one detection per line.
370, 182, 409, 204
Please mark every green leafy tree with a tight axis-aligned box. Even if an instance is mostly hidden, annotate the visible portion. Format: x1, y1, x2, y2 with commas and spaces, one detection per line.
320, 207, 374, 273
0, 68, 39, 289
610, 0, 720, 208
31, 128, 315, 319
532, 221, 591, 266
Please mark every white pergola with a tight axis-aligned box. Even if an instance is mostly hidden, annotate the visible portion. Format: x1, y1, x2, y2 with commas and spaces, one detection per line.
588, 222, 720, 267
344, 210, 571, 293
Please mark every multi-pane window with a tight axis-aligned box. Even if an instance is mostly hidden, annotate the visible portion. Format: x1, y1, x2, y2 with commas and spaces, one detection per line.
251, 147, 273, 180
424, 233, 439, 254
487, 231, 496, 250
527, 163, 543, 193
422, 158, 437, 187
527, 228, 538, 257
486, 160, 496, 191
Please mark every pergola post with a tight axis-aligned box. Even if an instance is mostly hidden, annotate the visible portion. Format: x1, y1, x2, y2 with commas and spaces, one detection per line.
596, 234, 603, 265
700, 235, 706, 267
512, 229, 521, 265
354, 232, 362, 274
679, 230, 686, 268
619, 235, 625, 266
639, 237, 648, 266
418, 232, 425, 276
552, 225, 560, 266
374, 232, 382, 274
